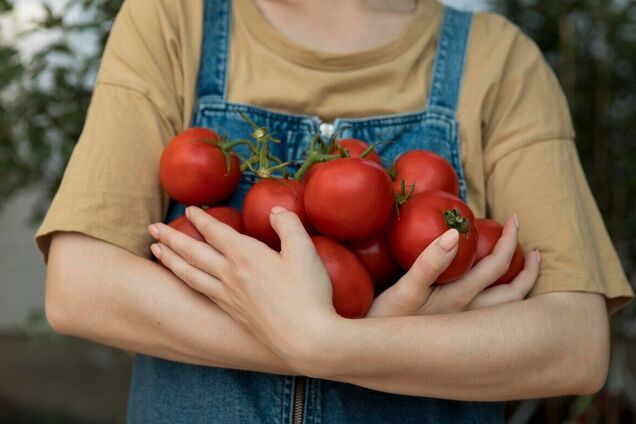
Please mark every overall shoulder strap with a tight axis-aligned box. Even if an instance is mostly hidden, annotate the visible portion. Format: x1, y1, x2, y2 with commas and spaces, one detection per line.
426, 7, 473, 113
195, 0, 232, 101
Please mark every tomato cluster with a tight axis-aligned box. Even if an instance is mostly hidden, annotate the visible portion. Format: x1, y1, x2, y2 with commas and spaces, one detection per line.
158, 114, 524, 318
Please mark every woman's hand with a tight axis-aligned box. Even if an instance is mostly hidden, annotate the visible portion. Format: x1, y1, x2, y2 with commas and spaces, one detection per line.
148, 206, 340, 372
367, 216, 541, 318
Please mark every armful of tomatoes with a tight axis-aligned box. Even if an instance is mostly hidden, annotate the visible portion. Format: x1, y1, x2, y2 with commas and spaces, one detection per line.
153, 114, 539, 319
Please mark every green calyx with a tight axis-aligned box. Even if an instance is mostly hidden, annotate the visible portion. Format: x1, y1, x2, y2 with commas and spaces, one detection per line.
293, 132, 343, 181
193, 136, 251, 176
294, 125, 387, 181
444, 209, 471, 236
336, 143, 350, 159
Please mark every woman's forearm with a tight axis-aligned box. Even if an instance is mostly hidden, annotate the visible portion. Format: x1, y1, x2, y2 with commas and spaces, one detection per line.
315, 292, 609, 401
44, 232, 610, 401
45, 232, 295, 375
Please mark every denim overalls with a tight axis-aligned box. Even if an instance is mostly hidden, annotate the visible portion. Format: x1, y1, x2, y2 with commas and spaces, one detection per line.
128, 1, 504, 422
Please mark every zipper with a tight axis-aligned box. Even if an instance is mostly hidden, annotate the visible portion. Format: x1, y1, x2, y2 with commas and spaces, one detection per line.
292, 376, 306, 424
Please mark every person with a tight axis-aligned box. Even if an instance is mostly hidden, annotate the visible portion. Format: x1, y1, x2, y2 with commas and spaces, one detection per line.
36, 0, 633, 422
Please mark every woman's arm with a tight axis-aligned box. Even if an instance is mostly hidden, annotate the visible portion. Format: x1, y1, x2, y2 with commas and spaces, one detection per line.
45, 220, 531, 377
149, 207, 610, 401
45, 232, 295, 374
313, 291, 609, 401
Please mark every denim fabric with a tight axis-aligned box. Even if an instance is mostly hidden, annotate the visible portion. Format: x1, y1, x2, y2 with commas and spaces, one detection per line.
130, 1, 505, 422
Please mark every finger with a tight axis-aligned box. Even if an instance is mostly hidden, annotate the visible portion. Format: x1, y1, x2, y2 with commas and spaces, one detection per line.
151, 242, 226, 301
389, 229, 459, 300
469, 249, 541, 310
269, 207, 315, 260
449, 215, 519, 298
186, 206, 246, 255
150, 222, 228, 280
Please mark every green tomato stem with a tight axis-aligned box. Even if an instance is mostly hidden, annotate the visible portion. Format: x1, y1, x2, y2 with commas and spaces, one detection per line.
223, 139, 253, 150
234, 111, 293, 179
238, 110, 259, 130
394, 178, 415, 206
308, 134, 324, 155
293, 151, 340, 181
327, 125, 352, 147
360, 144, 377, 159
387, 164, 398, 180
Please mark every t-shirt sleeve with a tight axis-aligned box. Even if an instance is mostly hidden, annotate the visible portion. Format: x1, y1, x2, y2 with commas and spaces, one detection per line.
481, 20, 634, 313
35, 0, 187, 259
35, 84, 171, 259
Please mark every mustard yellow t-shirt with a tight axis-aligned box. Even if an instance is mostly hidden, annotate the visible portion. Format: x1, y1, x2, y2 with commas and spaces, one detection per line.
36, 0, 634, 312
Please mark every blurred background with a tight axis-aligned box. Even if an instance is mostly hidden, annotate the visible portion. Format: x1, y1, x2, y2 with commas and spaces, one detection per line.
0, 0, 635, 422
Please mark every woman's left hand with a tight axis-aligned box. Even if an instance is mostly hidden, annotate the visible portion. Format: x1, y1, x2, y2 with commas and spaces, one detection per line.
148, 206, 340, 372
368, 216, 539, 318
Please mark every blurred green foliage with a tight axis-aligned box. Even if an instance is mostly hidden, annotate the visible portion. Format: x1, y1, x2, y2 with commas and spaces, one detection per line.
1, 1, 634, 272
0, 0, 122, 219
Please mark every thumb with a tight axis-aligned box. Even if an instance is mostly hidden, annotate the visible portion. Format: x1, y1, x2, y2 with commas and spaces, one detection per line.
269, 207, 314, 256
396, 229, 459, 295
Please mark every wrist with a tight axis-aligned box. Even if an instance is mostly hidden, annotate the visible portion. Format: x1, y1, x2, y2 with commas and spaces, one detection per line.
283, 314, 353, 379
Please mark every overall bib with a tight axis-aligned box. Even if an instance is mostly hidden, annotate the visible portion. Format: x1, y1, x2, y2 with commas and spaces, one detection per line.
128, 1, 505, 422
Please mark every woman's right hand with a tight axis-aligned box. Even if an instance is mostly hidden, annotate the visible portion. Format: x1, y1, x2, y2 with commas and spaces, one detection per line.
367, 216, 541, 318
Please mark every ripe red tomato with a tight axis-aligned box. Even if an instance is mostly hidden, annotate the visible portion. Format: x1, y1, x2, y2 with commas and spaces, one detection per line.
474, 219, 525, 285
333, 139, 382, 164
168, 207, 244, 241
304, 158, 394, 241
243, 179, 310, 250
300, 162, 324, 183
207, 207, 244, 233
160, 127, 241, 206
312, 236, 374, 318
169, 215, 204, 241
347, 230, 401, 295
303, 139, 383, 182
167, 127, 220, 148
392, 150, 459, 197
390, 191, 478, 283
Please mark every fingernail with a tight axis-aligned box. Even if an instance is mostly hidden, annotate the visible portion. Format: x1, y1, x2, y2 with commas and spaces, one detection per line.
437, 229, 459, 251
149, 224, 160, 238
185, 207, 192, 219
151, 243, 162, 259
270, 206, 288, 214
535, 249, 541, 263
513, 213, 520, 230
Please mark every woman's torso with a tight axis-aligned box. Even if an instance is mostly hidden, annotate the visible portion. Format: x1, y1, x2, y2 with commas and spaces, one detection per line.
128, 1, 505, 422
